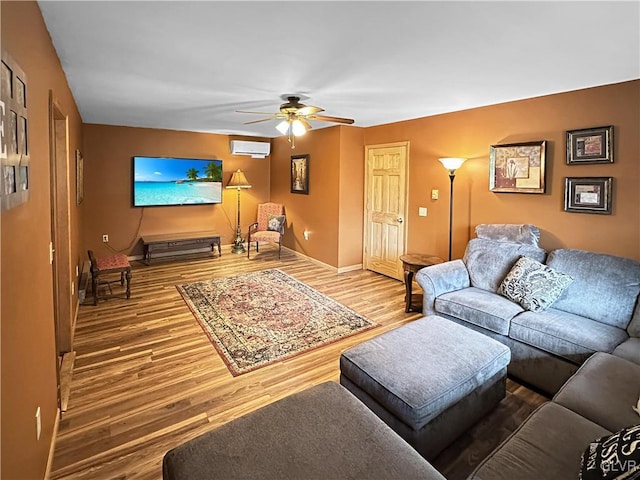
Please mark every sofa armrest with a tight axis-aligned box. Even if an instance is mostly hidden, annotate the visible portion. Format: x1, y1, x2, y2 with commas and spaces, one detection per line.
416, 259, 470, 316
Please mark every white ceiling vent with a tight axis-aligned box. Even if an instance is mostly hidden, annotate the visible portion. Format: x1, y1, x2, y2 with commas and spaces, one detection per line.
230, 140, 271, 158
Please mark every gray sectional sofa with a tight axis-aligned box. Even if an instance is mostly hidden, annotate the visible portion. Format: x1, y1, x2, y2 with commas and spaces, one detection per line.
163, 226, 640, 479
416, 224, 640, 395
163, 343, 640, 480
470, 351, 640, 479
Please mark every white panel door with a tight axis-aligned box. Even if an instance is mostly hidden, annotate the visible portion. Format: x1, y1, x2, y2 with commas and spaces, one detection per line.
364, 142, 408, 280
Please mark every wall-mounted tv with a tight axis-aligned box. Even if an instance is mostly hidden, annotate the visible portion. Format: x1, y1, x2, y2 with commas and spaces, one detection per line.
132, 156, 223, 207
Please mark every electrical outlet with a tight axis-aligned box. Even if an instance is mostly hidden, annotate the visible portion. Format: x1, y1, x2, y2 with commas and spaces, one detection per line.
102, 234, 109, 243
71, 281, 75, 296
418, 207, 427, 217
431, 189, 439, 200
303, 230, 310, 240
36, 407, 41, 440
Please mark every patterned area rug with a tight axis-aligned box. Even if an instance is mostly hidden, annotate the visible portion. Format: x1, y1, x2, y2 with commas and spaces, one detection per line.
177, 269, 377, 376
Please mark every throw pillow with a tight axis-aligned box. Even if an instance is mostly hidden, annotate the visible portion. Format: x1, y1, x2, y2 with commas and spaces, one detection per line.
498, 256, 573, 312
266, 214, 285, 232
579, 424, 640, 480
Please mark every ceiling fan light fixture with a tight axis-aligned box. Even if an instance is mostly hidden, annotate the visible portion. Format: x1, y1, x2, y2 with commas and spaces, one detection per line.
291, 119, 306, 136
276, 119, 290, 135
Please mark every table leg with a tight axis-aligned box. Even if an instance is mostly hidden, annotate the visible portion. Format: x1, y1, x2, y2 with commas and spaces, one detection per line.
404, 270, 414, 313
125, 269, 131, 299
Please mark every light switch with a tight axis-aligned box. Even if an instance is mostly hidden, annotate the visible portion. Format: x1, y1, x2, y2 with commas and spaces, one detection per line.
418, 207, 427, 217
431, 189, 439, 200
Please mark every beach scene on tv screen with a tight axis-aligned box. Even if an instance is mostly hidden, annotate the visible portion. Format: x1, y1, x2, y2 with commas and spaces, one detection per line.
134, 157, 223, 206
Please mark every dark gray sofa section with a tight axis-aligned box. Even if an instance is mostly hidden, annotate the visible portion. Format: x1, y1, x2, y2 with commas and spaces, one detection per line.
470, 352, 640, 479
162, 381, 444, 480
416, 224, 640, 395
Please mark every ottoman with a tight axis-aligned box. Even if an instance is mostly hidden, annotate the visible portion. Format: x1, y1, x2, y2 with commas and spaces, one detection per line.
162, 382, 445, 480
340, 315, 511, 459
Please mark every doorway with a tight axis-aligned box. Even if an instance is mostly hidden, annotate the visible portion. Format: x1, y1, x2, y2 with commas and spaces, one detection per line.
49, 92, 74, 411
363, 142, 409, 280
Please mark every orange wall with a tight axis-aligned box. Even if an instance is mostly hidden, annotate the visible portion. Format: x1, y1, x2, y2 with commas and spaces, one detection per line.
364, 80, 640, 261
82, 125, 271, 258
1, 1, 84, 478
338, 127, 365, 269
270, 127, 341, 266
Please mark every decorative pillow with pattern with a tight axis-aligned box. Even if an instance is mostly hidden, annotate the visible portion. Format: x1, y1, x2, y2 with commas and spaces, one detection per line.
580, 424, 640, 480
267, 214, 285, 232
498, 256, 573, 312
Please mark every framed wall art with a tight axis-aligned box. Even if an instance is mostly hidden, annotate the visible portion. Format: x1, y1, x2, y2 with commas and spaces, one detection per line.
564, 177, 612, 214
1, 50, 29, 210
566, 125, 613, 165
291, 154, 309, 194
489, 141, 546, 194
76, 149, 84, 204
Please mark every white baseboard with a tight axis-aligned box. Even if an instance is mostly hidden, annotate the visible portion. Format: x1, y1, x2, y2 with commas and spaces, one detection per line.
44, 408, 61, 480
282, 247, 363, 274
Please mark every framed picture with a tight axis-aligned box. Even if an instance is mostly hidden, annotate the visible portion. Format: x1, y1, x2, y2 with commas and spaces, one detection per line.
564, 177, 612, 214
489, 141, 546, 194
76, 149, 84, 204
1, 51, 29, 210
291, 154, 309, 194
566, 126, 613, 165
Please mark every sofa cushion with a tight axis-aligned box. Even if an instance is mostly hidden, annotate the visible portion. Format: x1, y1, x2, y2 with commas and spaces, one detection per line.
436, 287, 523, 335
162, 382, 445, 480
510, 309, 629, 364
580, 424, 640, 480
613, 338, 640, 365
463, 238, 546, 293
554, 352, 640, 432
469, 402, 611, 480
475, 223, 540, 246
498, 256, 573, 312
546, 249, 640, 329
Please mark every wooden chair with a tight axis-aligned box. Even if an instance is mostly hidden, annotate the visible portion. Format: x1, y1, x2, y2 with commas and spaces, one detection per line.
88, 250, 132, 305
247, 203, 285, 259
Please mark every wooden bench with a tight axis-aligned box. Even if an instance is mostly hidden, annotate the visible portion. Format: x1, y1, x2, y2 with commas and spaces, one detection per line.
141, 231, 221, 265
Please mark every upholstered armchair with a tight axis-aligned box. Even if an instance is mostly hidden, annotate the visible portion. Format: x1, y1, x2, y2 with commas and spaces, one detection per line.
247, 203, 285, 259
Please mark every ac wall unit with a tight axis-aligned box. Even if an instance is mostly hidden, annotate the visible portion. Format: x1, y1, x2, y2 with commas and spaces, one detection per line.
230, 140, 271, 158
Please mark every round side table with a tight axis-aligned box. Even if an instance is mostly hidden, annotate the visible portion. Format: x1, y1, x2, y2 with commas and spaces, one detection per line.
400, 254, 444, 313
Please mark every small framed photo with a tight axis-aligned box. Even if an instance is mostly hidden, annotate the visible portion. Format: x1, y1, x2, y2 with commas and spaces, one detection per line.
566, 126, 613, 164
76, 149, 84, 204
564, 177, 612, 214
290, 154, 309, 194
489, 141, 546, 194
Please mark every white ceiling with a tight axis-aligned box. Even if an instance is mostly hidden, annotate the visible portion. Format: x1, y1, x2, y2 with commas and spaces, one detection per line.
37, 1, 640, 139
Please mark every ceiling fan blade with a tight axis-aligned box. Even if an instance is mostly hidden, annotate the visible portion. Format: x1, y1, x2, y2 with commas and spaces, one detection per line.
299, 118, 313, 131
236, 110, 276, 115
308, 114, 355, 125
244, 117, 275, 125
298, 105, 324, 116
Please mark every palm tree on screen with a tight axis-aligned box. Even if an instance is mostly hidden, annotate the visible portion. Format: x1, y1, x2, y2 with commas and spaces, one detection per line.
205, 162, 222, 182
186, 168, 199, 181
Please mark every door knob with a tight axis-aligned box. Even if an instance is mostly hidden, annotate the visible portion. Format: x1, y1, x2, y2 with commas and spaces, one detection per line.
397, 217, 404, 223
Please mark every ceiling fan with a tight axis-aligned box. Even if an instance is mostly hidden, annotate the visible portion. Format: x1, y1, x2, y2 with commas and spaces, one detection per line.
237, 96, 355, 148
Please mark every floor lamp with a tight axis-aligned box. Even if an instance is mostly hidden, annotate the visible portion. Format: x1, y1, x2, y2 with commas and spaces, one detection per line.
226, 169, 252, 254
439, 158, 467, 261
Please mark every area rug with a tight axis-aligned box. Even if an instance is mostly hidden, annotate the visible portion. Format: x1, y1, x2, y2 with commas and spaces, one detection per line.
176, 269, 377, 376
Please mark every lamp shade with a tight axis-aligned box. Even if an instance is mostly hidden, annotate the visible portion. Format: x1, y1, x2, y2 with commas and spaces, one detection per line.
291, 119, 307, 136
226, 169, 252, 189
439, 157, 467, 172
276, 120, 290, 135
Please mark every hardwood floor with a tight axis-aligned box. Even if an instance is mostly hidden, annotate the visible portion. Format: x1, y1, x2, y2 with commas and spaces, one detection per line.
51, 248, 548, 480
